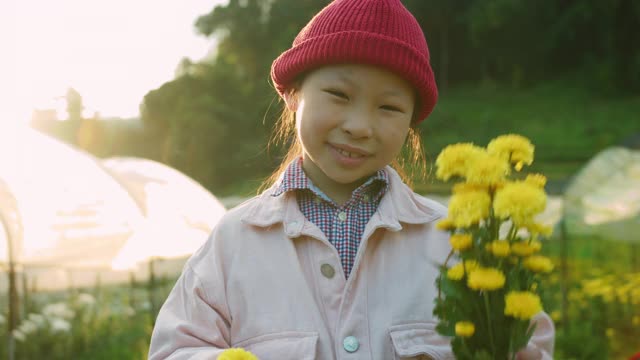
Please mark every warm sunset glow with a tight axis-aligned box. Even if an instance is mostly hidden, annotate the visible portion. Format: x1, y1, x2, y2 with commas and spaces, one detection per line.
2, 0, 223, 126
1, 1, 228, 290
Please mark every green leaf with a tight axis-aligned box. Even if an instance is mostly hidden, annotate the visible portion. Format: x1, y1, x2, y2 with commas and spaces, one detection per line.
474, 349, 495, 360
512, 320, 536, 351
452, 338, 474, 360
436, 321, 456, 337
440, 275, 466, 300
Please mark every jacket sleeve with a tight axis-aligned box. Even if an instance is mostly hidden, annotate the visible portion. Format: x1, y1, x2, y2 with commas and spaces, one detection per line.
516, 311, 555, 360
148, 260, 231, 360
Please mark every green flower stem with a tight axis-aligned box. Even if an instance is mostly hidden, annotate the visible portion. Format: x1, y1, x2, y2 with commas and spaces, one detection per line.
489, 209, 498, 241
508, 222, 517, 242
483, 292, 497, 357
509, 327, 516, 360
461, 338, 473, 358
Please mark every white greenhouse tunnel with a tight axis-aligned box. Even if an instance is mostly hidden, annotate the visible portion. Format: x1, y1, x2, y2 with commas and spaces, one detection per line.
0, 127, 226, 292
563, 147, 640, 243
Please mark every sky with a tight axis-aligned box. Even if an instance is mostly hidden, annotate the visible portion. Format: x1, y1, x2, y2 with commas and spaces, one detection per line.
1, 0, 227, 127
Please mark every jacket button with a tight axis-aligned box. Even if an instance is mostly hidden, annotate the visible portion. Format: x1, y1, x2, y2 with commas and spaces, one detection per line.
337, 211, 347, 221
320, 264, 335, 279
343, 336, 359, 353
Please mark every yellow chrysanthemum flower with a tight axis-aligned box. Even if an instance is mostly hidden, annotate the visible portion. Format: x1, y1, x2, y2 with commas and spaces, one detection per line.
504, 291, 542, 320
464, 260, 480, 271
530, 240, 542, 252
450, 234, 473, 251
487, 134, 534, 171
550, 310, 561, 322
467, 267, 506, 291
511, 241, 542, 257
447, 263, 465, 280
436, 218, 456, 231
523, 222, 553, 237
452, 182, 489, 194
455, 321, 475, 337
435, 143, 485, 181
493, 181, 546, 225
525, 173, 547, 188
218, 348, 258, 360
447, 260, 479, 281
447, 190, 492, 228
464, 152, 510, 186
632, 315, 640, 326
523, 255, 554, 273
486, 240, 511, 257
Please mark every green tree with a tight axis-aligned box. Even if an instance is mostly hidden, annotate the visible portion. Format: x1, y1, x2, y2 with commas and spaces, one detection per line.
142, 0, 327, 191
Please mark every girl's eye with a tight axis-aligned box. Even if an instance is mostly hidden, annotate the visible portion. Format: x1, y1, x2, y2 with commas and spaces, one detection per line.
324, 89, 349, 100
380, 105, 404, 113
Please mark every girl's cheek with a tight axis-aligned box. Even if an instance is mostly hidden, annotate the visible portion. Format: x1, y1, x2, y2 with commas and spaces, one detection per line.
312, 108, 341, 131
378, 120, 407, 138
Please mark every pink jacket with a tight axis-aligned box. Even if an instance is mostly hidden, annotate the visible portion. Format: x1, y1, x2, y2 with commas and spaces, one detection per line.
149, 167, 555, 359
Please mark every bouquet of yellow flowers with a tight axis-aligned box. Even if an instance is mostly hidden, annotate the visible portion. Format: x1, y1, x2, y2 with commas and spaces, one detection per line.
433, 134, 554, 360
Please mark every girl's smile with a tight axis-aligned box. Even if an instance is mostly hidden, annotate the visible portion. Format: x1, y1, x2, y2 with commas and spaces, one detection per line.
292, 64, 416, 204
328, 142, 371, 167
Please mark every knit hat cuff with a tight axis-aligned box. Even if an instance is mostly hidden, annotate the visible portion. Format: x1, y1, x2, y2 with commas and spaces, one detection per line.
271, 30, 438, 122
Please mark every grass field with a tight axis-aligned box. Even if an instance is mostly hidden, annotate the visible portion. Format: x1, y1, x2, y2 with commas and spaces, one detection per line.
425, 79, 640, 162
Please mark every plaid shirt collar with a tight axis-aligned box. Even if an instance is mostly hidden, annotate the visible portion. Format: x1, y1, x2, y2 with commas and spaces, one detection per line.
272, 157, 389, 205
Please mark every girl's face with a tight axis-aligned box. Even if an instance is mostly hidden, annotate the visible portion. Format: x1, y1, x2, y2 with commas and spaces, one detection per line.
293, 64, 415, 200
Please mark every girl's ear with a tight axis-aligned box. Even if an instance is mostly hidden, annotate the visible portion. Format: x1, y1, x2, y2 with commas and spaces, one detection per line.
283, 90, 298, 112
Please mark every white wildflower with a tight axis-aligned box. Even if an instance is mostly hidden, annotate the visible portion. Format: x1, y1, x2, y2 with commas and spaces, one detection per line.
77, 293, 96, 307
27, 313, 46, 328
124, 306, 135, 317
18, 320, 38, 335
43, 303, 75, 320
49, 318, 72, 333
12, 329, 26, 342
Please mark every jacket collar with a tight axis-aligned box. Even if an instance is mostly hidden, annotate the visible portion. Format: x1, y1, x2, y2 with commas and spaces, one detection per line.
241, 166, 444, 233
272, 157, 389, 205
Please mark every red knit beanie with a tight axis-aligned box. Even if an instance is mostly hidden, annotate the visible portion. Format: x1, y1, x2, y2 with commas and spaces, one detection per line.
271, 0, 437, 124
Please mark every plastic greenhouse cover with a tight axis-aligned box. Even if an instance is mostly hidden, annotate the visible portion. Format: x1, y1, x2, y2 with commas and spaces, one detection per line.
102, 157, 226, 270
564, 147, 640, 242
0, 128, 226, 291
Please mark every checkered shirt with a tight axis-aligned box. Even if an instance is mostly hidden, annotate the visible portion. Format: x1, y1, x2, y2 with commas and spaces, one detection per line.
272, 158, 389, 279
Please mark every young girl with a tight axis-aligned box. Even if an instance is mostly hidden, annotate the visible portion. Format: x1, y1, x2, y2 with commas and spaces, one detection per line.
149, 0, 555, 359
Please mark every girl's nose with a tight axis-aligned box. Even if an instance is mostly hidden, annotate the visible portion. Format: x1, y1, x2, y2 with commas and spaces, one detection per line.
341, 110, 373, 139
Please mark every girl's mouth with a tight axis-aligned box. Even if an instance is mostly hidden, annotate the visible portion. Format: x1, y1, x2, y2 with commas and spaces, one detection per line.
329, 144, 370, 167
335, 148, 365, 158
